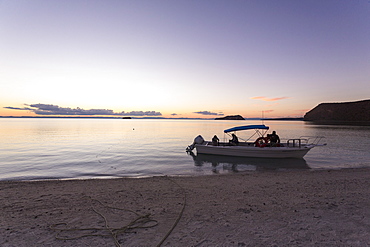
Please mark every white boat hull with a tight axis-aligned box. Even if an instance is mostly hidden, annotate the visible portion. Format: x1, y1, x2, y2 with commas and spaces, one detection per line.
195, 142, 314, 159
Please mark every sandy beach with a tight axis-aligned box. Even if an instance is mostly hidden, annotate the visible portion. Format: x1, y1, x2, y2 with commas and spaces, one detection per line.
1, 168, 370, 247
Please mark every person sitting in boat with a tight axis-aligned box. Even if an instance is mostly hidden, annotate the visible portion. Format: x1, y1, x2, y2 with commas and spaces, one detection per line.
229, 133, 239, 145
269, 131, 280, 146
212, 135, 219, 146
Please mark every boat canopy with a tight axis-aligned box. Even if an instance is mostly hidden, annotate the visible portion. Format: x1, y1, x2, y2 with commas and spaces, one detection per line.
224, 125, 269, 133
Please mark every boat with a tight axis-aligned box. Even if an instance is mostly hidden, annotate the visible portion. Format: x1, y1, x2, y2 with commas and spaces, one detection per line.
186, 125, 325, 159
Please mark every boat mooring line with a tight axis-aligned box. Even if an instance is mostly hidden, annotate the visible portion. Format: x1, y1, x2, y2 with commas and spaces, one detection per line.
50, 196, 158, 247
156, 175, 187, 247
49, 175, 187, 246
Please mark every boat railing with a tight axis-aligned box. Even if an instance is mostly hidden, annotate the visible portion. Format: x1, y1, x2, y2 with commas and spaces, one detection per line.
287, 139, 302, 148
299, 136, 326, 145
287, 136, 325, 148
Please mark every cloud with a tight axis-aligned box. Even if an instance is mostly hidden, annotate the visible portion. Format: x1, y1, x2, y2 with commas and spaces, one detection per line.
193, 111, 224, 116
250, 96, 266, 100
122, 111, 162, 116
250, 96, 289, 101
263, 110, 274, 113
3, 106, 32, 110
4, 103, 162, 116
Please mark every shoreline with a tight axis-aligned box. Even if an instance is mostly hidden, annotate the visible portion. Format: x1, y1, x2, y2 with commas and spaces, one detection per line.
1, 168, 370, 246
1, 165, 368, 183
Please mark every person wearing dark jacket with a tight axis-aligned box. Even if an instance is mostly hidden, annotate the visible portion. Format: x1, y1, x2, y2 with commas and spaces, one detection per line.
212, 135, 219, 146
230, 133, 239, 145
269, 131, 280, 145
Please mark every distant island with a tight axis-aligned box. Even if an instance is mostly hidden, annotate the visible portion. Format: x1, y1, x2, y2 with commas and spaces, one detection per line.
304, 99, 370, 124
215, 115, 245, 120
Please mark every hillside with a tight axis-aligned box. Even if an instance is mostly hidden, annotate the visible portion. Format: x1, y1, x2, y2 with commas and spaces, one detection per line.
304, 99, 370, 123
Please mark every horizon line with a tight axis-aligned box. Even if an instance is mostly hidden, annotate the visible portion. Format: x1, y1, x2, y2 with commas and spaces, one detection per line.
0, 116, 304, 121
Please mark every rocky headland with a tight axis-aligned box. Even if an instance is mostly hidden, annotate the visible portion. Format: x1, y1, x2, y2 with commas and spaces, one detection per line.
304, 99, 370, 124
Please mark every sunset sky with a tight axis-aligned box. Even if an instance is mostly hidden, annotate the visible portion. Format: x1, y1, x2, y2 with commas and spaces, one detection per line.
1, 0, 369, 118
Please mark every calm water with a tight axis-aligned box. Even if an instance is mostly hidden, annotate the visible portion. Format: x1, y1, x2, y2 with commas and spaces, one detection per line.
1, 118, 370, 181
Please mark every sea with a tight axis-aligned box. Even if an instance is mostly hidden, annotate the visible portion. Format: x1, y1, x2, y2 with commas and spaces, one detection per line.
1, 118, 370, 181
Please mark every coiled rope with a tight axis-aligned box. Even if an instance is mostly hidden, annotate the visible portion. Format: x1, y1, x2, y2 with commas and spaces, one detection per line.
50, 177, 187, 247
50, 196, 158, 247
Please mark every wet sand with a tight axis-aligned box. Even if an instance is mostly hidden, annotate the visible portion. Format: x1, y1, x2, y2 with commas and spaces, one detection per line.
1, 168, 370, 246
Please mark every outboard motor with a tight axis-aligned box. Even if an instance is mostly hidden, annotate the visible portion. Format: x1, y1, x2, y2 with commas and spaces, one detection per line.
186, 135, 205, 152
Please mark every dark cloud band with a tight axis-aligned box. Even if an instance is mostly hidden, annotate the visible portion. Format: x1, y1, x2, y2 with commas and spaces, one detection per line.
193, 111, 224, 116
4, 104, 162, 116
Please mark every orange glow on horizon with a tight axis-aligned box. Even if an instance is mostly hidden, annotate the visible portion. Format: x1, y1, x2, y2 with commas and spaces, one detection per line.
0, 109, 35, 117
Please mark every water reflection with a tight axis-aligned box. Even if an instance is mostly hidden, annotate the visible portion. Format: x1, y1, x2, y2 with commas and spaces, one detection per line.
188, 152, 309, 173
304, 121, 370, 127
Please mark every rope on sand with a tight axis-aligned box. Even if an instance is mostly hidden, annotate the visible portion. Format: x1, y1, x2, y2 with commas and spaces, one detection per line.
156, 176, 187, 247
50, 196, 158, 247
50, 177, 187, 247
